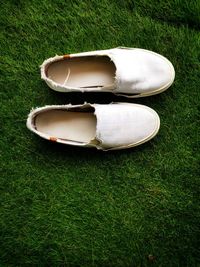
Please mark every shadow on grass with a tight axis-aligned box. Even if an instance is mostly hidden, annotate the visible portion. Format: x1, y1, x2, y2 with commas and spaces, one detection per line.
31, 133, 158, 161
40, 81, 174, 108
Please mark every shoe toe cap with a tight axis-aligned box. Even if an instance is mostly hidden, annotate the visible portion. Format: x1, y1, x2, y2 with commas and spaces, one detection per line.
96, 104, 160, 150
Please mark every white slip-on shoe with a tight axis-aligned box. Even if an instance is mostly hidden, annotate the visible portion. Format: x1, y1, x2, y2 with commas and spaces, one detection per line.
27, 103, 160, 151
41, 47, 175, 98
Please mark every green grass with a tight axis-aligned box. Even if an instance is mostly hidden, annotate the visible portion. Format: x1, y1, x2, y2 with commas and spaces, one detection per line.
0, 0, 200, 266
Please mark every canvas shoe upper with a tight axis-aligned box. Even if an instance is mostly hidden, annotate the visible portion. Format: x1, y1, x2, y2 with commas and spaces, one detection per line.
27, 103, 160, 150
41, 47, 175, 97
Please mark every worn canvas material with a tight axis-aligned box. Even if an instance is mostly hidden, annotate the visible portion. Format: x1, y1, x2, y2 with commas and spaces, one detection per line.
94, 103, 159, 149
27, 103, 160, 150
109, 48, 174, 94
41, 47, 175, 96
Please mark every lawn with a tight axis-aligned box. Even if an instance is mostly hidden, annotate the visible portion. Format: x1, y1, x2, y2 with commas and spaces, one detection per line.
0, 0, 200, 266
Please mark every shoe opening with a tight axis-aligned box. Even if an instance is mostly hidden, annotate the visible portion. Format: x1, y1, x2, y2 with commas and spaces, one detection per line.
34, 106, 97, 143
45, 56, 116, 90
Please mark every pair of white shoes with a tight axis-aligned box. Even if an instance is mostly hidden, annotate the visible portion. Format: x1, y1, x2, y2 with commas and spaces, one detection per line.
27, 47, 175, 150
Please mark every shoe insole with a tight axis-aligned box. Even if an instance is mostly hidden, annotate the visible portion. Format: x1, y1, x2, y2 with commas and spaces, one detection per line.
47, 56, 116, 89
35, 110, 97, 143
